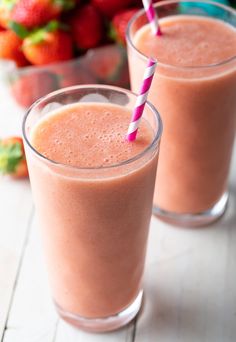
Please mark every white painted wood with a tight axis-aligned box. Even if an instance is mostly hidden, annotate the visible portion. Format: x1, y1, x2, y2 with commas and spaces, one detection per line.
3, 214, 58, 342
55, 319, 134, 342
0, 178, 33, 340
3, 325, 57, 342
134, 146, 236, 342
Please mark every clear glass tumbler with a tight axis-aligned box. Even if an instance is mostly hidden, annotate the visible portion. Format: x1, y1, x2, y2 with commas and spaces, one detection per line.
127, 0, 236, 227
22, 85, 162, 332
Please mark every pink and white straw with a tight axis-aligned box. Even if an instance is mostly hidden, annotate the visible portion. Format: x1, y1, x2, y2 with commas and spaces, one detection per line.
142, 0, 162, 36
126, 58, 157, 142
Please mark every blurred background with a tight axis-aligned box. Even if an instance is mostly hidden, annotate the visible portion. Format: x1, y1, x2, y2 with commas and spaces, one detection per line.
0, 0, 235, 174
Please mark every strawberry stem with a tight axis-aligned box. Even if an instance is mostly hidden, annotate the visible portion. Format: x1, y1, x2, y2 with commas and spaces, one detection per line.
44, 20, 60, 33
24, 20, 60, 46
54, 0, 75, 11
0, 141, 23, 174
9, 21, 30, 39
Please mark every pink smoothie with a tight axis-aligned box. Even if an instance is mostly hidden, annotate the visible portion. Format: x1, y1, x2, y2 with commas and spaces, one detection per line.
129, 15, 236, 215
27, 102, 159, 319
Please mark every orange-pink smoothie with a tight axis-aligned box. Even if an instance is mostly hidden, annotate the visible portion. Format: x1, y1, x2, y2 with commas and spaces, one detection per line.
129, 15, 236, 214
28, 102, 159, 319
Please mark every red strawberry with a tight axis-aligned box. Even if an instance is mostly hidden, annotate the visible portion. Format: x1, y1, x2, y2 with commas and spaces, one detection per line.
60, 69, 96, 88
0, 6, 10, 28
11, 0, 74, 29
86, 45, 125, 84
111, 8, 138, 45
49, 63, 96, 88
91, 0, 133, 18
11, 71, 58, 107
71, 4, 103, 50
0, 137, 28, 178
22, 21, 73, 65
0, 0, 17, 29
0, 29, 28, 66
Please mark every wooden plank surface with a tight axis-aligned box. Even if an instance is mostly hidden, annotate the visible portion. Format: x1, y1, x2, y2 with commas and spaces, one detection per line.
0, 64, 33, 340
2, 215, 58, 342
0, 74, 235, 342
134, 148, 236, 342
54, 320, 134, 342
0, 179, 33, 340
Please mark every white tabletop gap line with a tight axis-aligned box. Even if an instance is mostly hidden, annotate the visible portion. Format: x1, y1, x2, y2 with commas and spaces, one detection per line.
0, 179, 34, 340
2, 213, 59, 342
128, 316, 137, 342
2, 207, 34, 336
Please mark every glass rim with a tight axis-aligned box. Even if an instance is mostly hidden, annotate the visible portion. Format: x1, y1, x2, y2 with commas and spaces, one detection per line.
22, 84, 163, 172
126, 0, 236, 70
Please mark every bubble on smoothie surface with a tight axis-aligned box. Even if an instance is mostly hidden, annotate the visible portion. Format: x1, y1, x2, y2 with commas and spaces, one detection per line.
31, 103, 154, 168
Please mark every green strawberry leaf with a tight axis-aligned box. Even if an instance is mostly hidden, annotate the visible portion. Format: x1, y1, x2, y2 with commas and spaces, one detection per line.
9, 21, 30, 39
44, 20, 59, 33
54, 0, 75, 11
108, 23, 117, 43
108, 23, 125, 46
1, 0, 17, 11
25, 21, 59, 46
0, 141, 23, 174
26, 29, 45, 45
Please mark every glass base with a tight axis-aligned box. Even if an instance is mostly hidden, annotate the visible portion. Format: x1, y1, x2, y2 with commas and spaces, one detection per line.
153, 192, 229, 227
55, 290, 143, 333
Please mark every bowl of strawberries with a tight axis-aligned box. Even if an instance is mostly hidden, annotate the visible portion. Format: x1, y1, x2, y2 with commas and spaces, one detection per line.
0, 0, 152, 178
0, 0, 150, 115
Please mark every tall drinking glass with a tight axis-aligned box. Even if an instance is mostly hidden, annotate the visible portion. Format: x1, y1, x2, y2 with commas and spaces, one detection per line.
127, 0, 236, 226
22, 85, 162, 332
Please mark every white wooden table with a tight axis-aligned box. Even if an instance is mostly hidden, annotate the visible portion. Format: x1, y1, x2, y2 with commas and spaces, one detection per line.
0, 75, 236, 342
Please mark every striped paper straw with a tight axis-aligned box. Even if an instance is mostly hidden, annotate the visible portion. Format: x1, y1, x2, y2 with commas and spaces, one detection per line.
142, 0, 162, 36
126, 58, 157, 142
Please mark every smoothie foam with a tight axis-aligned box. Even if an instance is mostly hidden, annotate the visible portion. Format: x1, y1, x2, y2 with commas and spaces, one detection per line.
134, 16, 236, 67
32, 102, 154, 168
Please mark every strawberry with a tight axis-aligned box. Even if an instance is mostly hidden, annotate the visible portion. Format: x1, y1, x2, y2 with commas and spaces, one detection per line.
22, 21, 73, 65
0, 0, 17, 29
0, 29, 28, 66
86, 45, 126, 84
111, 8, 139, 45
71, 4, 103, 50
91, 0, 133, 18
49, 63, 96, 88
0, 6, 10, 28
11, 70, 58, 107
11, 0, 75, 29
0, 137, 28, 178
60, 69, 96, 88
